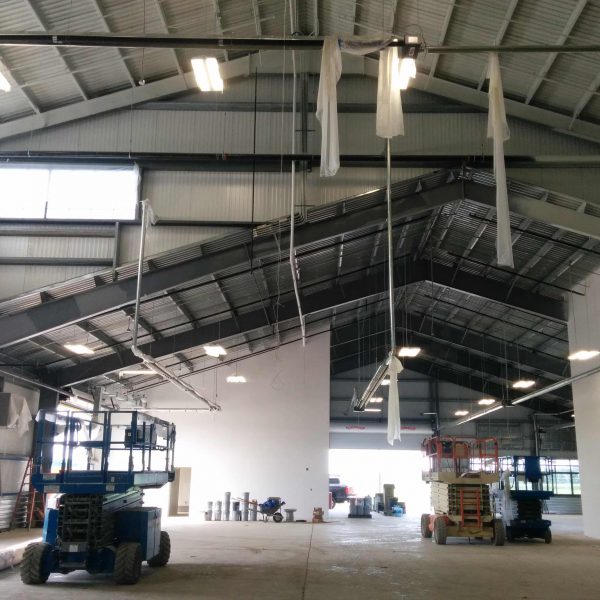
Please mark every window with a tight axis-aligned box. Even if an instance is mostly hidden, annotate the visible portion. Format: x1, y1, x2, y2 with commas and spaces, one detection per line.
0, 164, 139, 220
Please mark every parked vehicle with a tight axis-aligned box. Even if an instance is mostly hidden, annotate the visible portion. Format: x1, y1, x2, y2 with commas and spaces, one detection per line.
329, 477, 354, 504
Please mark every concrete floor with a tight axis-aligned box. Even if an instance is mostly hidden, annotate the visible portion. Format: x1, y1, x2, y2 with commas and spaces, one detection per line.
0, 513, 598, 599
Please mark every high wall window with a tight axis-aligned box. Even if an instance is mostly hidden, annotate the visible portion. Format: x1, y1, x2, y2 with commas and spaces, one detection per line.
0, 164, 139, 220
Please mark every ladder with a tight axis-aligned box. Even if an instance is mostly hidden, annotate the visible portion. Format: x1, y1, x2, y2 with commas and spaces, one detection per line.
10, 457, 45, 530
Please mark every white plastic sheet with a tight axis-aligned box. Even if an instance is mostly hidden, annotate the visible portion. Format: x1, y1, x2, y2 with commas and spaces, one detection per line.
316, 36, 342, 177
317, 37, 393, 176
6, 395, 32, 437
376, 46, 404, 139
487, 52, 514, 269
387, 356, 404, 445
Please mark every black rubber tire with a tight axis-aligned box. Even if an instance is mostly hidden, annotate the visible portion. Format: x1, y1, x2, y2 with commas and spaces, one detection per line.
493, 520, 505, 546
148, 531, 171, 567
273, 513, 284, 523
544, 529, 552, 544
114, 542, 142, 585
421, 514, 432, 538
20, 542, 52, 585
433, 518, 447, 545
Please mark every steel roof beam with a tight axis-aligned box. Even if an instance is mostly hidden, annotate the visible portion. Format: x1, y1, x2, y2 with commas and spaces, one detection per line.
0, 178, 462, 349
86, 0, 137, 86
463, 180, 600, 240
331, 324, 570, 403
1, 49, 600, 144
476, 0, 520, 91
427, 0, 456, 82
21, 0, 90, 100
150, 0, 183, 75
332, 310, 567, 378
49, 256, 564, 386
0, 176, 569, 350
524, 0, 588, 105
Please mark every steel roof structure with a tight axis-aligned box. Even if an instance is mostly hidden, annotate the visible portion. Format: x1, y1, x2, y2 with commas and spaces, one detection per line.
1, 167, 599, 417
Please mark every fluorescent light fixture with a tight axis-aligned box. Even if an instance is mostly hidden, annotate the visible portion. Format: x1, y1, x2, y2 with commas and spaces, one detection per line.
568, 350, 600, 361
369, 397, 384, 404
204, 344, 227, 358
513, 379, 535, 389
64, 343, 95, 355
398, 346, 421, 357
478, 398, 496, 406
0, 72, 10, 92
572, 414, 575, 418
226, 375, 246, 384
405, 35, 420, 45
455, 403, 504, 426
454, 410, 469, 417
398, 57, 417, 90
380, 378, 390, 386
364, 408, 382, 413
191, 57, 223, 92
119, 369, 154, 377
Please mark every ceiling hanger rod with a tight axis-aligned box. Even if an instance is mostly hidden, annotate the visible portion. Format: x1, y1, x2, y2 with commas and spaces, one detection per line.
0, 33, 597, 54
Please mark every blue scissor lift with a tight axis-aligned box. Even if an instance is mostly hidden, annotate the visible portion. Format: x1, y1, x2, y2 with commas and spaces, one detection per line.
21, 410, 176, 585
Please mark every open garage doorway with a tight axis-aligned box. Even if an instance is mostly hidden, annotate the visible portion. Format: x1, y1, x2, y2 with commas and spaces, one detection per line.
329, 449, 430, 517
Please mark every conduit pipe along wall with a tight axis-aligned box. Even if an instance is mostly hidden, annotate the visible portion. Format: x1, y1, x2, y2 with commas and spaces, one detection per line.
288, 7, 306, 346
131, 200, 220, 411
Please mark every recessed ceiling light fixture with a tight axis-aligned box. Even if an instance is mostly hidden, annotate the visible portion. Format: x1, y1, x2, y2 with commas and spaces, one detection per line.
369, 397, 384, 404
204, 344, 227, 358
454, 409, 469, 417
398, 347, 421, 357
226, 375, 246, 384
513, 380, 535, 389
191, 57, 223, 92
568, 350, 600, 361
64, 343, 95, 355
478, 398, 496, 406
0, 72, 10, 92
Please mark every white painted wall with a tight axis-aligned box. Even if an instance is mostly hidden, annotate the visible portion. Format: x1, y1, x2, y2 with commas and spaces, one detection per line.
143, 333, 330, 521
568, 273, 600, 538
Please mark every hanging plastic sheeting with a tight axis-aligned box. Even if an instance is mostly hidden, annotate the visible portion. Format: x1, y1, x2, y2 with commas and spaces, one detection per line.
487, 52, 514, 269
376, 46, 404, 139
317, 37, 391, 176
316, 36, 342, 177
6, 395, 32, 437
387, 356, 404, 445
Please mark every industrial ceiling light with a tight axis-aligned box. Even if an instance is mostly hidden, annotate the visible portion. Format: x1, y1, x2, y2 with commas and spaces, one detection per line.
64, 343, 95, 355
454, 409, 469, 417
513, 379, 535, 389
226, 375, 246, 384
0, 72, 10, 92
364, 407, 382, 413
568, 349, 600, 361
455, 403, 503, 426
398, 347, 421, 357
191, 57, 223, 92
478, 398, 496, 406
370, 397, 384, 404
119, 369, 154, 377
398, 57, 416, 90
204, 344, 227, 358
380, 378, 390, 386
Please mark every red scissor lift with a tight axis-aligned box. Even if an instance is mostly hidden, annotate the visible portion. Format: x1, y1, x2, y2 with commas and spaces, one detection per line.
420, 436, 505, 545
